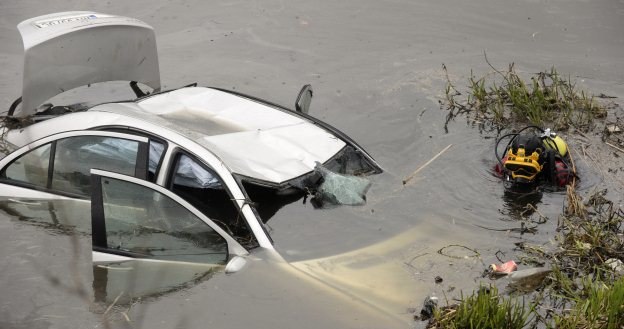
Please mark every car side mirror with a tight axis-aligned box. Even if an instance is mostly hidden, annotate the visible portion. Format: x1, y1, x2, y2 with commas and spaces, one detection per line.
295, 84, 313, 114
225, 255, 247, 274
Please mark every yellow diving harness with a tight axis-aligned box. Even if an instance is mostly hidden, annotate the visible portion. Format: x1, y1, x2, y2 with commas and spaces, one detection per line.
495, 127, 572, 187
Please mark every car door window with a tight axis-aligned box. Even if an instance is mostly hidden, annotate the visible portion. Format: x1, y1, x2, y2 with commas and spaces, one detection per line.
51, 136, 142, 196
1, 143, 52, 188
169, 153, 256, 248
94, 174, 228, 264
98, 128, 167, 183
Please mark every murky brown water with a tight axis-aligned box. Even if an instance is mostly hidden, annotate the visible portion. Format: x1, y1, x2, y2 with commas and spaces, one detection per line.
1, 0, 623, 328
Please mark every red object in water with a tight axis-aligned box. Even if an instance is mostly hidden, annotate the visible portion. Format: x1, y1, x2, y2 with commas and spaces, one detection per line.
555, 159, 571, 187
490, 260, 518, 274
494, 156, 508, 177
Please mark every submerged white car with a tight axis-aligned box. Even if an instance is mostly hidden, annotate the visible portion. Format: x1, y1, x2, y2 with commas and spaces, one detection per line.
0, 11, 382, 260
0, 12, 431, 328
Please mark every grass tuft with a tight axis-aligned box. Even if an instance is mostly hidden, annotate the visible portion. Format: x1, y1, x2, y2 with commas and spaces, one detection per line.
429, 286, 534, 329
554, 276, 624, 329
442, 59, 606, 131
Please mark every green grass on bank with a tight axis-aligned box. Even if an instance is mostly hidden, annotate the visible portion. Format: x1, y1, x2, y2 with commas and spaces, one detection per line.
430, 277, 624, 329
554, 276, 624, 329
429, 286, 533, 329
442, 61, 606, 131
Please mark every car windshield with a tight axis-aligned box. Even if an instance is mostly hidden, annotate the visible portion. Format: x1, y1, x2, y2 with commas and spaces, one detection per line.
236, 145, 388, 261
238, 145, 380, 222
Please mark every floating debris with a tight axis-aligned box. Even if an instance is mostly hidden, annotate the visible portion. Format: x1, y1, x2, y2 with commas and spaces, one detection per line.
437, 244, 480, 259
605, 258, 624, 275
606, 124, 621, 134
508, 267, 551, 292
489, 260, 518, 275
419, 296, 439, 321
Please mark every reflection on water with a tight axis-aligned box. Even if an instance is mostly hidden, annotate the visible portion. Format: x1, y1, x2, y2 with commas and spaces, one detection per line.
0, 198, 91, 235
0, 198, 223, 311
501, 187, 543, 221
92, 260, 222, 305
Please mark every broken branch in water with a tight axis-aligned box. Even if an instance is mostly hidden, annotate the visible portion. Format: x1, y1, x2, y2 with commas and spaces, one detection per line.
568, 145, 578, 187
403, 144, 453, 185
605, 141, 624, 153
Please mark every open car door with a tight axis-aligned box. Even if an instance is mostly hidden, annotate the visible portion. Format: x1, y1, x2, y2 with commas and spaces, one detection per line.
89, 169, 248, 268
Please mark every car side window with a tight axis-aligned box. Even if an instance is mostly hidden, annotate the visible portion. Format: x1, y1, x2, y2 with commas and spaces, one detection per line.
1, 143, 52, 188
1, 135, 146, 197
51, 136, 141, 196
169, 153, 256, 248
96, 175, 228, 264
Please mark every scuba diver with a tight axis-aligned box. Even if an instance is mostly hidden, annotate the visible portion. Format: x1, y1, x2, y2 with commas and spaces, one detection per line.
494, 126, 575, 189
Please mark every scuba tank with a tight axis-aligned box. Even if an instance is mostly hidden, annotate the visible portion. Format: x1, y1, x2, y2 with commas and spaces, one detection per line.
495, 126, 572, 187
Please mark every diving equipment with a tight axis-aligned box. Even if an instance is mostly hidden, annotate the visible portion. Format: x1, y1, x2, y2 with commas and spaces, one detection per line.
495, 126, 573, 187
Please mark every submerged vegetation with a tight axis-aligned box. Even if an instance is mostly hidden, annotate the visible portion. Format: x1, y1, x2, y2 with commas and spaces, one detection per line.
557, 187, 624, 279
441, 58, 607, 132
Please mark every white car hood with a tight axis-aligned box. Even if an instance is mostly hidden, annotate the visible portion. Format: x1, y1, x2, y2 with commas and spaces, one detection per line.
119, 87, 346, 184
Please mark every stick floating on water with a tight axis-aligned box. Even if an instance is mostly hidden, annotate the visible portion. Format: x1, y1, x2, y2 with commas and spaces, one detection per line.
605, 141, 624, 154
403, 144, 453, 185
